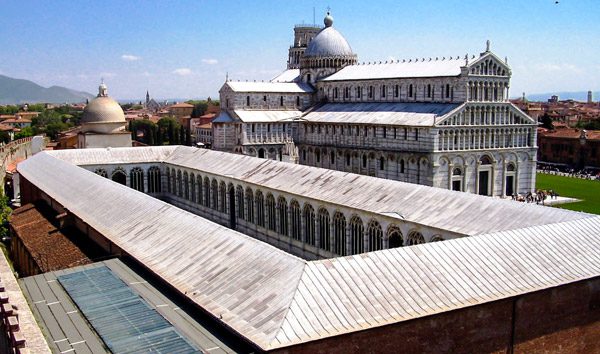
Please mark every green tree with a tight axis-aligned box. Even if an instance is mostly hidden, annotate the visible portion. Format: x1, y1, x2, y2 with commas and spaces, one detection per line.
0, 196, 11, 239
45, 121, 68, 140
0, 131, 10, 144
157, 116, 181, 145
15, 126, 34, 139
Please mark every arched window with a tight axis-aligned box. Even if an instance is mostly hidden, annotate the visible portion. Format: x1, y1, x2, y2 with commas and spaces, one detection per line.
190, 173, 196, 202
203, 177, 210, 207
166, 168, 171, 193
350, 216, 364, 255
296, 96, 300, 106
211, 179, 218, 210
387, 225, 403, 248
409, 84, 413, 97
290, 200, 301, 241
176, 170, 183, 197
280, 96, 284, 106
317, 208, 330, 251
362, 155, 367, 168
246, 96, 250, 106
333, 211, 346, 256
196, 175, 202, 204
95, 168, 108, 178
236, 185, 245, 220
219, 181, 226, 213
246, 187, 255, 222
277, 196, 288, 236
427, 84, 432, 98
303, 204, 315, 245
147, 166, 161, 193
256, 190, 265, 227
399, 159, 405, 174
453, 167, 462, 176
430, 235, 444, 242
266, 194, 276, 231
367, 220, 383, 251
111, 169, 126, 185
183, 172, 189, 200
330, 151, 335, 165
130, 167, 144, 192
407, 231, 425, 246
379, 156, 385, 171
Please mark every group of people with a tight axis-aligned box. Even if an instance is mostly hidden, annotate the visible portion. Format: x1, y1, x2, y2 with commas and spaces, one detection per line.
538, 165, 600, 181
511, 189, 558, 205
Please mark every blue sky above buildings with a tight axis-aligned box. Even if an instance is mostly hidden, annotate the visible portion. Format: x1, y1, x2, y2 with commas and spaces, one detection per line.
1, 0, 598, 100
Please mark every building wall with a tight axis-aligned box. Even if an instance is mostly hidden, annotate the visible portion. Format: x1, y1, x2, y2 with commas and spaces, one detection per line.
273, 277, 600, 354
538, 135, 600, 168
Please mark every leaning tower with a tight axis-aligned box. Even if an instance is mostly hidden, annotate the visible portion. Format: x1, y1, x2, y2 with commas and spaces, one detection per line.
287, 24, 321, 69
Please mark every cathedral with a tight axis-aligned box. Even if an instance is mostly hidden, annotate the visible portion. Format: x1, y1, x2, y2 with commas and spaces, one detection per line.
213, 12, 537, 197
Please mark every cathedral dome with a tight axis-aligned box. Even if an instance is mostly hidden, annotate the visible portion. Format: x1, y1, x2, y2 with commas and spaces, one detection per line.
81, 81, 126, 134
304, 13, 355, 58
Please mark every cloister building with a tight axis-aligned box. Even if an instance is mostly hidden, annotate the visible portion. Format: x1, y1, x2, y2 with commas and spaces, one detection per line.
213, 12, 537, 197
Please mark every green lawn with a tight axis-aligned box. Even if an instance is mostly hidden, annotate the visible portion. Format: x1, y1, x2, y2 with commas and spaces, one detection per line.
536, 173, 600, 214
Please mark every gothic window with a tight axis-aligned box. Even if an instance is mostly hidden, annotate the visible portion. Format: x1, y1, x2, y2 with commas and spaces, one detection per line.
367, 220, 383, 251
196, 175, 202, 203
316, 149, 320, 163
344, 87, 350, 99
362, 155, 367, 168
280, 96, 284, 106
95, 168, 108, 178
190, 173, 196, 202
430, 235, 444, 242
446, 84, 450, 98
245, 188, 254, 223
303, 204, 315, 245
236, 185, 244, 220
346, 153, 351, 166
394, 85, 399, 98
350, 215, 364, 255
400, 159, 405, 174
176, 170, 183, 197
290, 200, 301, 241
256, 190, 265, 227
296, 96, 300, 106
219, 181, 226, 213
409, 84, 413, 97
166, 168, 172, 193
381, 85, 386, 98
246, 96, 250, 106
333, 211, 346, 256
147, 166, 161, 193
427, 84, 432, 98
130, 168, 144, 192
203, 177, 210, 207
211, 179, 218, 210
330, 151, 335, 165
183, 172, 189, 200
317, 208, 330, 251
334, 87, 338, 99
380, 157, 385, 170
277, 196, 288, 236
112, 169, 126, 185
368, 86, 374, 98
387, 225, 403, 248
407, 231, 425, 246
266, 194, 276, 231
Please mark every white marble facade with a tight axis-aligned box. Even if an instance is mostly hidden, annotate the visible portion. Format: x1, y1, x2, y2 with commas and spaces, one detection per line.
213, 13, 537, 197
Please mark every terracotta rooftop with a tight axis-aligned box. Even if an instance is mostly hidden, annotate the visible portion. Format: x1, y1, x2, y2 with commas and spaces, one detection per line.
170, 102, 194, 108
538, 128, 600, 140
10, 203, 93, 273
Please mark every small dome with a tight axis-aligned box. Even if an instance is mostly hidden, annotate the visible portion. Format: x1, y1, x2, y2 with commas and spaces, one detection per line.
304, 13, 354, 58
81, 82, 126, 133
82, 96, 125, 125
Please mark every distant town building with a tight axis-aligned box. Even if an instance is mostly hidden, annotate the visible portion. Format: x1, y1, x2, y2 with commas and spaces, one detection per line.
538, 128, 600, 169
214, 12, 538, 197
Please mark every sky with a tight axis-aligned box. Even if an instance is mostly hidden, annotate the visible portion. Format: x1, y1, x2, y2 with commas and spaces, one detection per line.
1, 0, 598, 100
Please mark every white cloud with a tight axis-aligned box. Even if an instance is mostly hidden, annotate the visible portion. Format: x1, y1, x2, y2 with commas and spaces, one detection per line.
121, 54, 141, 62
172, 68, 192, 76
202, 58, 219, 65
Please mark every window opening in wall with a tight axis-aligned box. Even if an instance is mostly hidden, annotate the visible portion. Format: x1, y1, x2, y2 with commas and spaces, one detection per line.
400, 159, 405, 173
334, 87, 338, 99
446, 84, 450, 98
280, 96, 284, 106
409, 84, 413, 97
394, 85, 399, 98
307, 74, 311, 82
251, 124, 255, 133
226, 98, 229, 108
330, 151, 335, 164
350, 216, 364, 255
369, 86, 373, 98
404, 127, 408, 140
383, 127, 386, 138
356, 126, 360, 136
381, 85, 386, 98
296, 96, 300, 106
346, 153, 351, 166
393, 127, 397, 139
246, 96, 250, 106
415, 129, 419, 141
362, 155, 367, 168
263, 95, 267, 102
379, 157, 385, 170
427, 84, 432, 98
316, 150, 320, 163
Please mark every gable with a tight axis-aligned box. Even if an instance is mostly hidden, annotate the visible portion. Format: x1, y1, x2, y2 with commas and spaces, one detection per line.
436, 103, 536, 126
467, 52, 510, 77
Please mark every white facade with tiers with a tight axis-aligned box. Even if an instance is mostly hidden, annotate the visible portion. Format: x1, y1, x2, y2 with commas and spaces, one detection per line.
213, 13, 537, 197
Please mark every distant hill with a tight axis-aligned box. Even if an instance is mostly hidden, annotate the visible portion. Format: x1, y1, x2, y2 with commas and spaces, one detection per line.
0, 74, 95, 104
521, 91, 600, 103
